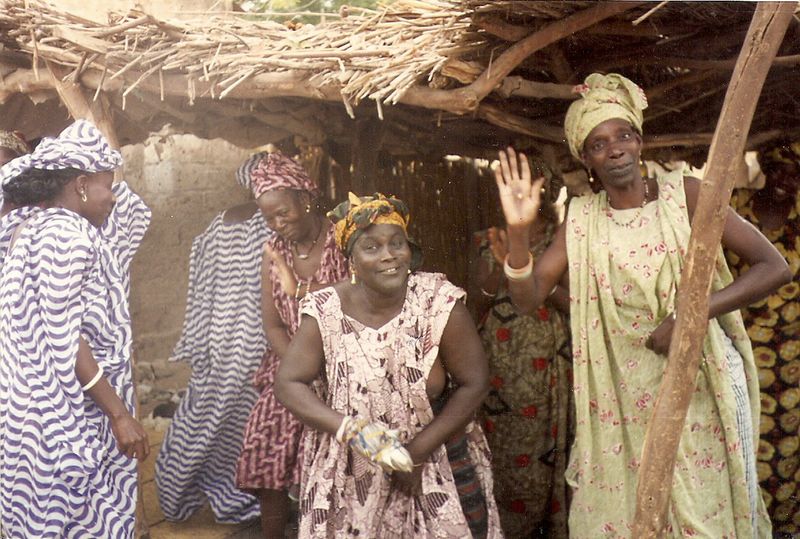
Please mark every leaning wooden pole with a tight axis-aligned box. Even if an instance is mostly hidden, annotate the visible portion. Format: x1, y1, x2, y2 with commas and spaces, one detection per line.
632, 3, 793, 537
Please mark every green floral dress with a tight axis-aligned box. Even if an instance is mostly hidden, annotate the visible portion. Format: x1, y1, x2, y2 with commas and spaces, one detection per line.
565, 170, 770, 538
477, 227, 573, 538
728, 188, 800, 537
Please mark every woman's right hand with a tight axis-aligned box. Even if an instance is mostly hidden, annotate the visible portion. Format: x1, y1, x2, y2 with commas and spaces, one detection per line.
264, 244, 297, 296
494, 147, 546, 229
110, 412, 150, 460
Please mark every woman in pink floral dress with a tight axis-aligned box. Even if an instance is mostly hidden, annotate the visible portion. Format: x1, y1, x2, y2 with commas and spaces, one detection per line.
275, 193, 502, 538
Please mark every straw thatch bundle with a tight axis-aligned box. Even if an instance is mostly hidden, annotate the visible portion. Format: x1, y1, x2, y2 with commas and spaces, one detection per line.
0, 0, 480, 109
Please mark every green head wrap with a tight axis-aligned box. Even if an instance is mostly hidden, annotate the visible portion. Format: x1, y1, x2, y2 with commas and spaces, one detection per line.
564, 73, 648, 162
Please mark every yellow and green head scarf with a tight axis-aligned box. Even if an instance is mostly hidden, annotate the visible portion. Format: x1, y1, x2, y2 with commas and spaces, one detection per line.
564, 73, 648, 162
328, 192, 423, 269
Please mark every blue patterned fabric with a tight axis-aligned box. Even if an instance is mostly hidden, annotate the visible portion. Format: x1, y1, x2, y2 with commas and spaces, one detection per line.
235, 152, 268, 190
156, 210, 270, 523
0, 182, 150, 538
0, 120, 122, 186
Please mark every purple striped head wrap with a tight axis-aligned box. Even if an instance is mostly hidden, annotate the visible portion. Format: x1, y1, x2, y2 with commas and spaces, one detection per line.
236, 152, 269, 190
0, 119, 122, 186
250, 151, 320, 200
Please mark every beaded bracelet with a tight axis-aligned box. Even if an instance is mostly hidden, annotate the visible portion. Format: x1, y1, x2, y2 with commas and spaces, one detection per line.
503, 252, 534, 281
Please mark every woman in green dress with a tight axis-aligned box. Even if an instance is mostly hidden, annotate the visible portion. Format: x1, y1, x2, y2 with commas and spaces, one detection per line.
495, 73, 790, 538
470, 180, 572, 538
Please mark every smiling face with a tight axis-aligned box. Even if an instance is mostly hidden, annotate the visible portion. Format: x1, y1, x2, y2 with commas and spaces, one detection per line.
581, 118, 643, 189
257, 189, 313, 242
77, 170, 116, 227
350, 223, 412, 295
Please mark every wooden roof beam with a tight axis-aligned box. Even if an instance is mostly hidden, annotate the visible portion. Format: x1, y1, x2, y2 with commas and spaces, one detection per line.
401, 1, 645, 114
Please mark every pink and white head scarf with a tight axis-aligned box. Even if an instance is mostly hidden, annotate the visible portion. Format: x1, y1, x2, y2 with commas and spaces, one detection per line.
250, 151, 320, 199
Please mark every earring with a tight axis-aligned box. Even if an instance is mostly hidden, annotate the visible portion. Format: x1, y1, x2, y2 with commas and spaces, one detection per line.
586, 169, 595, 184
80, 190, 88, 203
305, 204, 311, 213
407, 269, 411, 275
350, 272, 357, 285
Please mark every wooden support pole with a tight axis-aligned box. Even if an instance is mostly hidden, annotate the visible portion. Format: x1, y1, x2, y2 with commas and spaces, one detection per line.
47, 62, 119, 148
631, 3, 794, 537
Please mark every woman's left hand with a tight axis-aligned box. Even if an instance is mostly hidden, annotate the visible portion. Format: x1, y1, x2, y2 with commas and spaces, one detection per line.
645, 313, 675, 355
391, 465, 423, 496
486, 226, 509, 266
264, 244, 297, 296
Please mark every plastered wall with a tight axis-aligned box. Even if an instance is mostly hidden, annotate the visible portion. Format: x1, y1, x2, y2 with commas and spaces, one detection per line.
121, 132, 253, 363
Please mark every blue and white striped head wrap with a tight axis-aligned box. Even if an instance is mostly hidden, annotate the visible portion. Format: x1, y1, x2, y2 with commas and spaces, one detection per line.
0, 119, 122, 186
236, 152, 269, 190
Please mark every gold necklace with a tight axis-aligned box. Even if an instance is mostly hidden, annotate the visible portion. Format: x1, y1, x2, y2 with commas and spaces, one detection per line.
606, 177, 650, 228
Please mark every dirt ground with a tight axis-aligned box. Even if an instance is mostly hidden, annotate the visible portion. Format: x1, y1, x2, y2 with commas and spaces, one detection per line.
137, 427, 264, 539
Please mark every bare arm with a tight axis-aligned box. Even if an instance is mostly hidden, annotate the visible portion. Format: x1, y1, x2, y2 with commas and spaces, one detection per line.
467, 238, 501, 322
505, 222, 569, 315
496, 148, 568, 315
274, 315, 343, 434
75, 337, 149, 460
404, 301, 490, 464
261, 250, 292, 358
684, 177, 791, 318
646, 177, 791, 354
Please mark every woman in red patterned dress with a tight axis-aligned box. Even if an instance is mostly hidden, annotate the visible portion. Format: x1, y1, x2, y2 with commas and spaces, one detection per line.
236, 152, 348, 538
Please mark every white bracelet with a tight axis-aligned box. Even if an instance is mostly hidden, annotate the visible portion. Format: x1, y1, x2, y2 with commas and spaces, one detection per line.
335, 415, 353, 444
81, 366, 104, 391
503, 253, 534, 281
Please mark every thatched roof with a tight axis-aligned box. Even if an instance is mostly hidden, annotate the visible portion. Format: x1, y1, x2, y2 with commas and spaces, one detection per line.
1, 0, 798, 167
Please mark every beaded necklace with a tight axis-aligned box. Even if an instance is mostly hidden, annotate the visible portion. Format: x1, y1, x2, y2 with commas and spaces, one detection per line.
606, 176, 650, 228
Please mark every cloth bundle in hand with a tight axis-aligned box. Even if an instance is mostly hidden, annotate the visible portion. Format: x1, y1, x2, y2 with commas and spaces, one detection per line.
336, 416, 414, 472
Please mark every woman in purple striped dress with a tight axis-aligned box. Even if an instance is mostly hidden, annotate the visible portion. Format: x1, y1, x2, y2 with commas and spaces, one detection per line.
0, 120, 151, 538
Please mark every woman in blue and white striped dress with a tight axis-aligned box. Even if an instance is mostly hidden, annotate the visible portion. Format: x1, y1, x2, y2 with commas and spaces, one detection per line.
156, 153, 271, 523
0, 120, 151, 539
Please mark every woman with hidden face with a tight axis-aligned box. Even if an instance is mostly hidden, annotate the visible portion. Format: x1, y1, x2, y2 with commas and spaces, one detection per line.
727, 141, 800, 536
494, 73, 790, 538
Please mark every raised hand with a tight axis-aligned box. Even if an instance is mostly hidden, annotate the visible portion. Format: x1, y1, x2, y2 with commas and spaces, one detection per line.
264, 243, 298, 296
494, 147, 546, 229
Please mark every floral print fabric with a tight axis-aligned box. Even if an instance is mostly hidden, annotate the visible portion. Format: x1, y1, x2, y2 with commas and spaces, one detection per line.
728, 188, 800, 536
565, 169, 770, 538
297, 272, 502, 538
476, 228, 573, 538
